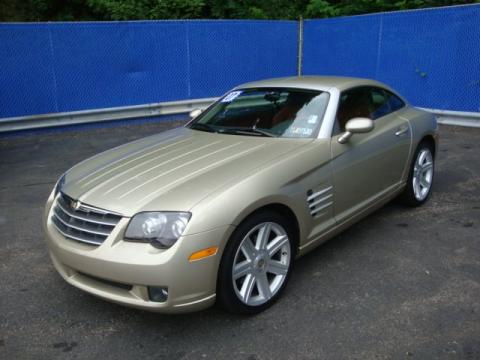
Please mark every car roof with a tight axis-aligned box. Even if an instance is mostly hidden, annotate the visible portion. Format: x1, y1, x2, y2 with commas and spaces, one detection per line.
235, 76, 391, 92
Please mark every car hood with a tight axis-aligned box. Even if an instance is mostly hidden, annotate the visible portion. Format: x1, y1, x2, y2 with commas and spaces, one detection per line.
62, 127, 312, 217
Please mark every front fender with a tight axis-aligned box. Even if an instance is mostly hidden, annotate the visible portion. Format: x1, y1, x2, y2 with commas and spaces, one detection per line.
186, 140, 332, 248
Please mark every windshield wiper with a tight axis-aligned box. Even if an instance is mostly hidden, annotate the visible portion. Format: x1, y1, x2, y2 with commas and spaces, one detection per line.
191, 122, 276, 137
189, 123, 217, 133
220, 127, 277, 138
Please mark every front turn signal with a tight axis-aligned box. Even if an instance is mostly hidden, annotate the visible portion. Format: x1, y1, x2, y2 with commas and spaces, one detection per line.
188, 246, 218, 262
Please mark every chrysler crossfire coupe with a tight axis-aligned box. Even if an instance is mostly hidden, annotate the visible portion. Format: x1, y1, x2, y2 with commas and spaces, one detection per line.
44, 76, 438, 314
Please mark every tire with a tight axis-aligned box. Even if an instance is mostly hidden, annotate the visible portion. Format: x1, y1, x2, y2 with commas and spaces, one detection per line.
399, 141, 435, 206
217, 210, 296, 315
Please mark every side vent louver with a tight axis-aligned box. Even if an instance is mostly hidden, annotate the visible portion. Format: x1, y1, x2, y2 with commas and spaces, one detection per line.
306, 186, 333, 217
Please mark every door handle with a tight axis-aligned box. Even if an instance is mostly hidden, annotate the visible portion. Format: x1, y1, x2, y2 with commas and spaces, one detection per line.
395, 126, 409, 136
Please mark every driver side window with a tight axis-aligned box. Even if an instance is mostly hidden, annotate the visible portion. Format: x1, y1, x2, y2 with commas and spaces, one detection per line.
336, 87, 372, 132
335, 86, 405, 133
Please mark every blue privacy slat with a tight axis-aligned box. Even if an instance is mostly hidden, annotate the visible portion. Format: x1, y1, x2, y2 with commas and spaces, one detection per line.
188, 20, 298, 98
1, 6, 479, 119
0, 20, 297, 118
303, 14, 382, 79
303, 5, 480, 112
49, 22, 190, 112
0, 25, 58, 116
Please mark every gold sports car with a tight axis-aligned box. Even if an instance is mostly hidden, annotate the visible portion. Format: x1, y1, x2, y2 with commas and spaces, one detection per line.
44, 76, 438, 314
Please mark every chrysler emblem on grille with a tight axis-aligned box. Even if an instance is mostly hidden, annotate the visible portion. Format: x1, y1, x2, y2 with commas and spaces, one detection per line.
70, 200, 81, 210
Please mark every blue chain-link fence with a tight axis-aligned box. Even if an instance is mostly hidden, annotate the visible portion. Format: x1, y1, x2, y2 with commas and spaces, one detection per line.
303, 4, 480, 112
0, 20, 298, 118
0, 5, 479, 119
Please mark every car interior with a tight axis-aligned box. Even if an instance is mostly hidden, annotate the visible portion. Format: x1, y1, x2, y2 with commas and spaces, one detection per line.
336, 87, 405, 132
215, 91, 316, 130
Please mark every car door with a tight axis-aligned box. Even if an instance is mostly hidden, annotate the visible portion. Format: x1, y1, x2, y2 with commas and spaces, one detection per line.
330, 86, 411, 224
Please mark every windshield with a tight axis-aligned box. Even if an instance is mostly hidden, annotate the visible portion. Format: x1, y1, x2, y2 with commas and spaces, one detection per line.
188, 88, 329, 138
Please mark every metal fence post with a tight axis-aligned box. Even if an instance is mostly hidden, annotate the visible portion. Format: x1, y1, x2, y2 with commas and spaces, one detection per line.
297, 16, 304, 76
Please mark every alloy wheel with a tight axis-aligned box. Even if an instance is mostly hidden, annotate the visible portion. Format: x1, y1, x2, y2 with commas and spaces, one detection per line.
232, 222, 291, 306
412, 148, 434, 201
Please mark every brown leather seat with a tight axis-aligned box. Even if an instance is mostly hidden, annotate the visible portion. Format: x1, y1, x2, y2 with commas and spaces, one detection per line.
337, 95, 371, 131
271, 104, 301, 127
271, 92, 312, 127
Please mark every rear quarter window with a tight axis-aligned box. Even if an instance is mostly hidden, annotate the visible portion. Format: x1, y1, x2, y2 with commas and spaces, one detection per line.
370, 88, 406, 120
386, 91, 406, 112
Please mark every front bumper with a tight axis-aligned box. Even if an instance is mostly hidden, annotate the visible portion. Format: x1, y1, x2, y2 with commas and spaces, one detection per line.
43, 192, 234, 313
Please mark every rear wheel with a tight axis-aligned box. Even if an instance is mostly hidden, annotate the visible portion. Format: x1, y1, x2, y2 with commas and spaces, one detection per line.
399, 142, 434, 206
217, 210, 295, 315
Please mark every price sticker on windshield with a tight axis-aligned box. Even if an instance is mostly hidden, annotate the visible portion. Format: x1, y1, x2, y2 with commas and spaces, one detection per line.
221, 91, 242, 103
290, 127, 313, 136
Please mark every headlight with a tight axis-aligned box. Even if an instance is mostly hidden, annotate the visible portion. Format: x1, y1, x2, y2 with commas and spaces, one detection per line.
125, 212, 191, 249
54, 174, 65, 196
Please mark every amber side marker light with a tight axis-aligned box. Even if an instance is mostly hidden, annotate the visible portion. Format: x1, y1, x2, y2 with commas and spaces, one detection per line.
189, 246, 218, 262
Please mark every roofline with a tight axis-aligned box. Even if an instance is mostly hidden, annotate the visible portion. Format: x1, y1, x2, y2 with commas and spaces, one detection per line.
233, 75, 408, 103
235, 76, 382, 90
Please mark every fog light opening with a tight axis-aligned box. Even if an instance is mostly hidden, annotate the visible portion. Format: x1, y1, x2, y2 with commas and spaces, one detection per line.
148, 286, 169, 302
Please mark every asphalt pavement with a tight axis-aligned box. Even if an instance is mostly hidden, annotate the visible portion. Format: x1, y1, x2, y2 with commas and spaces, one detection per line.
0, 120, 479, 359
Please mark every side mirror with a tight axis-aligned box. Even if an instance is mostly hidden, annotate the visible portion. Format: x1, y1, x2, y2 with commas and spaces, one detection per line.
338, 117, 374, 144
189, 108, 203, 119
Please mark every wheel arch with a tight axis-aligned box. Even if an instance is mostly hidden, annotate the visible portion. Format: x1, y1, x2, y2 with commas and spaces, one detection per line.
232, 201, 302, 252
215, 201, 300, 314
419, 134, 437, 157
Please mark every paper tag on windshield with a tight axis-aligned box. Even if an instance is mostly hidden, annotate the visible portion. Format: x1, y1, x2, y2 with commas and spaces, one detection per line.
221, 91, 242, 103
308, 115, 318, 124
291, 127, 313, 136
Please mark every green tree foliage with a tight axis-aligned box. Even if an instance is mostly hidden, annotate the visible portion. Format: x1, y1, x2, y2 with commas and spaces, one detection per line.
305, 0, 339, 18
306, 0, 476, 18
206, 0, 310, 19
86, 0, 205, 20
0, 0, 477, 21
0, 0, 97, 21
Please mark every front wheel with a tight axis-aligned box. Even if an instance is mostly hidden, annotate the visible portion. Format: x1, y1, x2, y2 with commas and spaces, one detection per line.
217, 210, 295, 315
399, 141, 434, 206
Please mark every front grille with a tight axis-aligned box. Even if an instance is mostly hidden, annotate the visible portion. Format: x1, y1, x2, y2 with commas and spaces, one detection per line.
51, 193, 122, 246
